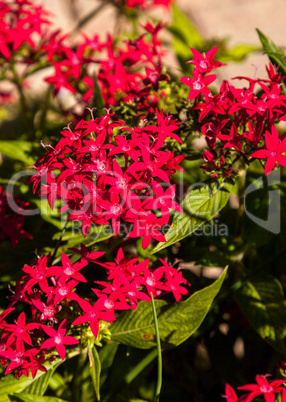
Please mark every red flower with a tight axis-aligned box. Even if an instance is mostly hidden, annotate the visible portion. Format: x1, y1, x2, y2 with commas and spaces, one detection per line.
180, 70, 216, 101
222, 384, 239, 402
250, 125, 286, 175
187, 47, 224, 74
72, 299, 114, 338
4, 312, 39, 349
41, 319, 79, 360
237, 375, 285, 402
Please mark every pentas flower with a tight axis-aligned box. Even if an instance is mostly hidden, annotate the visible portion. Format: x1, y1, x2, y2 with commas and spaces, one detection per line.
32, 299, 61, 323
41, 320, 79, 360
0, 245, 190, 377
111, 0, 173, 10
187, 47, 225, 74
43, 20, 168, 113
1, 344, 33, 376
158, 259, 189, 301
180, 69, 216, 101
222, 384, 239, 402
0, 0, 51, 60
153, 0, 173, 8
194, 94, 226, 122
22, 255, 56, 293
4, 312, 38, 349
250, 125, 286, 175
237, 375, 286, 402
98, 248, 139, 283
54, 253, 88, 283
68, 244, 105, 263
1, 0, 169, 120
72, 299, 115, 338
144, 181, 183, 219
30, 109, 185, 249
0, 187, 33, 249
180, 46, 286, 178
52, 277, 79, 305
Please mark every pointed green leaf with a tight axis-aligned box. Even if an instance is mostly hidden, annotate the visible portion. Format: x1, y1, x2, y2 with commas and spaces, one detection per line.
0, 352, 80, 402
23, 362, 61, 396
167, 4, 204, 71
256, 29, 284, 56
235, 275, 286, 353
266, 52, 286, 74
98, 342, 119, 386
110, 267, 228, 349
32, 199, 65, 229
170, 4, 204, 48
51, 225, 113, 264
0, 359, 60, 402
11, 395, 68, 402
92, 74, 105, 111
219, 44, 259, 63
88, 345, 101, 401
54, 225, 113, 248
151, 182, 232, 254
0, 141, 41, 165
256, 29, 286, 74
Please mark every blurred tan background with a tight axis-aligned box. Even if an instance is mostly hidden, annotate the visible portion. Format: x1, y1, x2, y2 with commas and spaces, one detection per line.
41, 0, 286, 83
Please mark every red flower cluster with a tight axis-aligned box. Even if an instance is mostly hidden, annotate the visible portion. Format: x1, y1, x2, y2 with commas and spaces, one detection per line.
0, 246, 189, 377
0, 0, 169, 119
111, 0, 173, 10
0, 0, 51, 60
223, 375, 286, 402
29, 109, 184, 248
0, 186, 33, 249
44, 21, 168, 112
181, 48, 286, 177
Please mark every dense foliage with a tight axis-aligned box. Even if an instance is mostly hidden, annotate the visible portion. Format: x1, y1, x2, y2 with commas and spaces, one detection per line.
1, 0, 286, 401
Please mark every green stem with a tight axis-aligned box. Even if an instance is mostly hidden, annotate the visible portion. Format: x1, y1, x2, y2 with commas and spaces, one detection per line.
103, 349, 157, 402
10, 59, 34, 136
124, 348, 157, 385
71, 352, 87, 402
235, 169, 246, 239
37, 86, 52, 138
71, 2, 107, 38
151, 293, 162, 402
51, 219, 68, 264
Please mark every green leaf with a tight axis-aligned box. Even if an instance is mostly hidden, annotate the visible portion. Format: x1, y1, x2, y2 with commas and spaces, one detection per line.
88, 345, 101, 401
0, 141, 40, 165
23, 362, 61, 396
167, 4, 204, 71
256, 29, 284, 56
256, 29, 286, 74
53, 225, 113, 248
151, 182, 232, 254
51, 225, 113, 264
0, 359, 59, 402
98, 342, 119, 387
110, 267, 228, 349
219, 44, 258, 63
128, 400, 148, 402
150, 293, 162, 402
92, 74, 105, 111
266, 52, 286, 74
11, 395, 68, 402
0, 352, 80, 402
32, 199, 65, 230
235, 275, 286, 353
